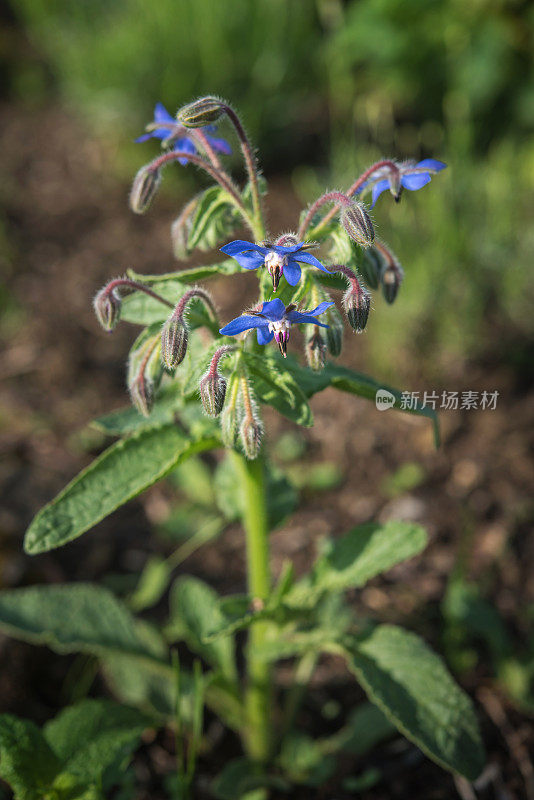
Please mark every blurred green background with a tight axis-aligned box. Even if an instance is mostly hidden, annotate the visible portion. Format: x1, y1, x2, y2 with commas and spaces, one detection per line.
5, 0, 534, 376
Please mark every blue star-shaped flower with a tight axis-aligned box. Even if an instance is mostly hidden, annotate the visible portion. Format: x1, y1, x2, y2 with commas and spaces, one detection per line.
220, 240, 330, 290
219, 298, 334, 357
136, 102, 231, 166
359, 159, 447, 207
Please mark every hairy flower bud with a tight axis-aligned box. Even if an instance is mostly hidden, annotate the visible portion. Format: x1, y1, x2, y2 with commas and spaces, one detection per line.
305, 326, 327, 371
177, 96, 224, 128
240, 414, 263, 460
359, 247, 383, 290
325, 306, 344, 356
343, 286, 371, 332
93, 286, 121, 332
129, 166, 161, 214
199, 370, 227, 417
129, 374, 154, 417
341, 203, 374, 248
381, 263, 404, 304
161, 316, 188, 371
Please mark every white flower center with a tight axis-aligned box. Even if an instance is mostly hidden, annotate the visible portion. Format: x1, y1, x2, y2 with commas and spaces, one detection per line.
264, 252, 288, 272
268, 319, 291, 337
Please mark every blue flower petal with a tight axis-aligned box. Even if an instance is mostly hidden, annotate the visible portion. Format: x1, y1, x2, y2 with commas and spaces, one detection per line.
401, 172, 431, 191
135, 133, 155, 143
415, 158, 446, 172
260, 298, 286, 321
220, 315, 267, 336
154, 102, 175, 124
173, 137, 197, 165
220, 240, 269, 256
306, 300, 335, 316
293, 252, 330, 273
283, 260, 302, 286
286, 312, 330, 328
272, 242, 303, 255
371, 179, 390, 207
231, 251, 265, 270
206, 134, 232, 155
256, 326, 274, 345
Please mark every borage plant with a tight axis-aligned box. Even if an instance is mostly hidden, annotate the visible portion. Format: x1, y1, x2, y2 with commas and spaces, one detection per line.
0, 97, 483, 799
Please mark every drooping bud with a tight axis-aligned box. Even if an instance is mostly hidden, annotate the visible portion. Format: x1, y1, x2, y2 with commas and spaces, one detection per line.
325, 306, 344, 356
171, 198, 198, 260
129, 166, 161, 214
177, 96, 224, 128
381, 263, 404, 304
341, 203, 374, 248
337, 265, 371, 333
93, 286, 121, 332
305, 326, 327, 371
240, 414, 263, 460
220, 375, 240, 448
359, 246, 383, 290
373, 241, 404, 304
199, 371, 227, 417
129, 373, 154, 417
161, 316, 188, 371
344, 287, 371, 332
127, 335, 162, 417
199, 346, 235, 417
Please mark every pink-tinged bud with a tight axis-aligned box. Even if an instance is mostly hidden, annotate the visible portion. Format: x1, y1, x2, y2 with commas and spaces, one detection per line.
93, 286, 121, 331
199, 370, 227, 417
240, 414, 263, 460
325, 306, 344, 356
341, 203, 374, 248
381, 263, 404, 304
177, 96, 224, 128
305, 326, 327, 371
343, 286, 371, 332
129, 166, 161, 214
129, 374, 154, 417
161, 316, 188, 371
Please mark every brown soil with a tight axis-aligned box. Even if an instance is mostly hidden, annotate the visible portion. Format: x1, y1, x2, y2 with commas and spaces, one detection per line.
0, 104, 533, 799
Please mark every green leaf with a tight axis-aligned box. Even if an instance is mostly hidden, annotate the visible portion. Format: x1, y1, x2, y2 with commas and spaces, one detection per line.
169, 577, 236, 681
211, 758, 288, 800
43, 700, 150, 784
24, 425, 219, 553
320, 702, 394, 757
341, 625, 485, 780
0, 715, 62, 800
92, 383, 184, 436
241, 351, 313, 427
129, 556, 172, 613
102, 655, 175, 720
286, 521, 427, 607
0, 583, 165, 660
187, 186, 237, 252
128, 259, 241, 286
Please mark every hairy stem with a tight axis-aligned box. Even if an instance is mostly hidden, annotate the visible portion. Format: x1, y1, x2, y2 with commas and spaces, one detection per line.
219, 104, 265, 239
233, 452, 272, 763
298, 190, 353, 239
105, 278, 174, 309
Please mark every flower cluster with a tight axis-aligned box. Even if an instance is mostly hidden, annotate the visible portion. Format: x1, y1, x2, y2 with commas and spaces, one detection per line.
94, 95, 447, 458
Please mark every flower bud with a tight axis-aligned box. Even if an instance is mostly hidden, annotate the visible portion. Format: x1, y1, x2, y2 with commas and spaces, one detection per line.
341, 203, 374, 248
325, 306, 344, 356
177, 97, 224, 128
220, 375, 240, 448
93, 286, 121, 332
359, 247, 383, 290
240, 414, 263, 460
343, 286, 371, 332
381, 263, 404, 304
129, 374, 154, 417
161, 316, 188, 371
305, 326, 327, 371
199, 370, 227, 417
129, 166, 161, 214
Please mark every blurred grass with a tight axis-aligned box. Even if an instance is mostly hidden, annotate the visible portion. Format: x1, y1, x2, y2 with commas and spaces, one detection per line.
6, 0, 534, 373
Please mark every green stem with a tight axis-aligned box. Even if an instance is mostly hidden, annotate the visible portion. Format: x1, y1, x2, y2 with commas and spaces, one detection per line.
233, 452, 272, 762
